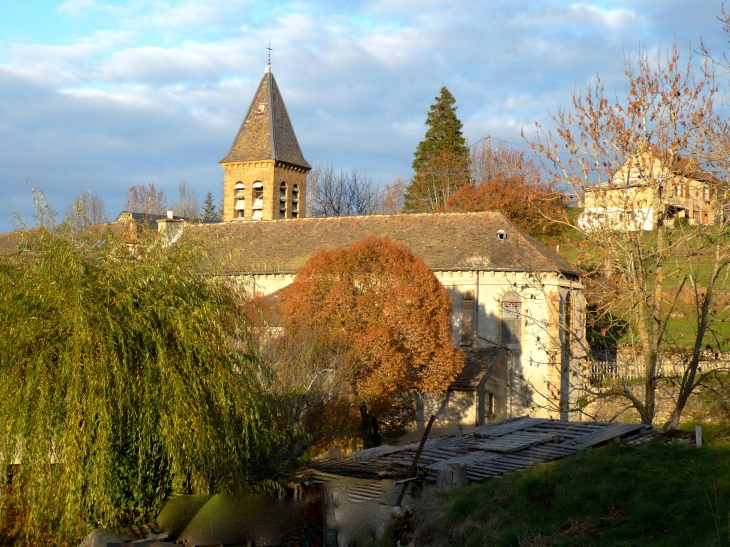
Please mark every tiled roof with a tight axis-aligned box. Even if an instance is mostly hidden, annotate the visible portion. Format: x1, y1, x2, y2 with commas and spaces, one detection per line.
0, 230, 27, 257
220, 67, 310, 169
190, 212, 582, 277
449, 347, 506, 390
670, 155, 718, 183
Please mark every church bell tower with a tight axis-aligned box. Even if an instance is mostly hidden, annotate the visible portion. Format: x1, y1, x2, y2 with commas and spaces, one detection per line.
221, 63, 311, 221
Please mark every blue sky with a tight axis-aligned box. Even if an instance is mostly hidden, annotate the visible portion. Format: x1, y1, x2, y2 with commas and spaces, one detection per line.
0, 0, 728, 231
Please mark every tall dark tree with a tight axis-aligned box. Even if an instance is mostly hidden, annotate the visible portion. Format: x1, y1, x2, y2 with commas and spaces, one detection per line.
405, 87, 470, 212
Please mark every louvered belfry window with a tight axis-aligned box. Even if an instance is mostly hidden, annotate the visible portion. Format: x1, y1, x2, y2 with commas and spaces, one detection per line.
234, 182, 245, 218
292, 184, 299, 218
252, 181, 264, 221
501, 292, 522, 345
279, 182, 287, 219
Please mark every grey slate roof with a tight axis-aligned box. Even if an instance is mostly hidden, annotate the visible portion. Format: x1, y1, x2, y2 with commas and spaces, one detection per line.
450, 347, 506, 390
220, 66, 310, 169
191, 212, 582, 277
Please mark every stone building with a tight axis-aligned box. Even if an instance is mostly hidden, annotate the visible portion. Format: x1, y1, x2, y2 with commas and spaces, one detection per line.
220, 63, 311, 222
578, 150, 719, 231
205, 64, 587, 423
194, 213, 585, 422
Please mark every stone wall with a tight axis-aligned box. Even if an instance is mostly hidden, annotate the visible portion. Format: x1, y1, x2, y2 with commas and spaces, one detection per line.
584, 381, 721, 425
221, 160, 308, 221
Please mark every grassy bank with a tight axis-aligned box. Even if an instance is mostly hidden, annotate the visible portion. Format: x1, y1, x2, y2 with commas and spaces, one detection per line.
407, 435, 730, 547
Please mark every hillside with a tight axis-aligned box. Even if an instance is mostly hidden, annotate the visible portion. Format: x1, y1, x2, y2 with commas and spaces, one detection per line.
537, 225, 730, 349
397, 428, 730, 547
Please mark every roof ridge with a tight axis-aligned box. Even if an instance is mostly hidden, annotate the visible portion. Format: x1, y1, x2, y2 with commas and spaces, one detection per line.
229, 211, 502, 223
267, 70, 276, 161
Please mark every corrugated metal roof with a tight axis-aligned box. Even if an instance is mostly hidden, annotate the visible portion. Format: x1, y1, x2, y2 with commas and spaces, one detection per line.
307, 417, 650, 484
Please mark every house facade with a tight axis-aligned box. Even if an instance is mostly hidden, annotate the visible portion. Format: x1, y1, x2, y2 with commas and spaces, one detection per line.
578, 151, 719, 231
193, 212, 585, 422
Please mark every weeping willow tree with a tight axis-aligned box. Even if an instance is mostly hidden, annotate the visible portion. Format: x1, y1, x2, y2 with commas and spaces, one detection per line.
0, 208, 297, 544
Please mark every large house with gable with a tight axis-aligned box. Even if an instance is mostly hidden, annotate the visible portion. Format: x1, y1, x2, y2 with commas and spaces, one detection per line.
578, 149, 720, 232
175, 62, 587, 425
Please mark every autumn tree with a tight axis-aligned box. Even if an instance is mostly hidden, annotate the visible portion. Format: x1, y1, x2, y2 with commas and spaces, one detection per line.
278, 236, 464, 447
448, 145, 567, 236
0, 194, 301, 544
125, 183, 166, 216
404, 87, 470, 212
244, 294, 361, 450
527, 44, 730, 428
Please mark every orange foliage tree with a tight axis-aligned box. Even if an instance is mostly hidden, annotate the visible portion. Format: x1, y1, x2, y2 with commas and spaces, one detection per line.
279, 236, 464, 447
446, 170, 567, 236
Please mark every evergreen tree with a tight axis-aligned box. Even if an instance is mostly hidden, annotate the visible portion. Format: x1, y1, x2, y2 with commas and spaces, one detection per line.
404, 87, 470, 212
202, 191, 218, 220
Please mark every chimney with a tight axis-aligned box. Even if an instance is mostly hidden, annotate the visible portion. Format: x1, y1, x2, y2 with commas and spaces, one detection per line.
167, 209, 174, 220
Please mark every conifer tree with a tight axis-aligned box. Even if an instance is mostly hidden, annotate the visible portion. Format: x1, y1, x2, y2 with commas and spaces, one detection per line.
404, 87, 470, 212
202, 191, 218, 220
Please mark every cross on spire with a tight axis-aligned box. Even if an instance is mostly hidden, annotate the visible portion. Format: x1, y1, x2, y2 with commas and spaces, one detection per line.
267, 41, 272, 66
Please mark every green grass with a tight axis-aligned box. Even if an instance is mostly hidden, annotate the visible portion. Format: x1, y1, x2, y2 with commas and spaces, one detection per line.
545, 225, 730, 349
421, 436, 730, 547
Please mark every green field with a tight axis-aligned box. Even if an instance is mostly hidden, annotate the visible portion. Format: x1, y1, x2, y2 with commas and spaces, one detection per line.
536, 225, 730, 349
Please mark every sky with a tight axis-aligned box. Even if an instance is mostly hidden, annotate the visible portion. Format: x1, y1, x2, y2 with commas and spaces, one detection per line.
0, 0, 729, 231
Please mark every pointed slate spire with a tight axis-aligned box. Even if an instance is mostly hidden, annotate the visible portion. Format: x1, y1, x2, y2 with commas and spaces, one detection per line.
221, 67, 311, 169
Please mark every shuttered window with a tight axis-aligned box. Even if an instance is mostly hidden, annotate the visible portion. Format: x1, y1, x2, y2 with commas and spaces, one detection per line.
460, 291, 475, 347
500, 292, 522, 345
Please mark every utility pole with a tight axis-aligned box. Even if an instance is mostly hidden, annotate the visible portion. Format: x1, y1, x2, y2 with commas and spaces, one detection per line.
487, 135, 492, 183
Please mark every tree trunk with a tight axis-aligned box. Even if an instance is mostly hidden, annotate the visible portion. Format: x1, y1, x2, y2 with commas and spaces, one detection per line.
360, 404, 382, 449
